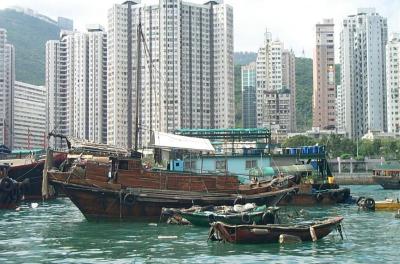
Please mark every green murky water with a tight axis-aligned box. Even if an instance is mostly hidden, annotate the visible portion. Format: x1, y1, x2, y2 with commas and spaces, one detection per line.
1, 185, 399, 263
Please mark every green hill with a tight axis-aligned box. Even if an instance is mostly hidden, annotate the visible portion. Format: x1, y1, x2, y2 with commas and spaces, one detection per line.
295, 57, 313, 131
234, 53, 318, 131
0, 9, 60, 85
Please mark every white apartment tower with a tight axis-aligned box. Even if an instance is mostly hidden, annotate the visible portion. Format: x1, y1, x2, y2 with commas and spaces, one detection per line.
12, 82, 46, 149
107, 0, 234, 148
46, 26, 107, 146
336, 85, 345, 131
0, 28, 15, 148
256, 29, 296, 133
340, 8, 388, 138
313, 19, 336, 130
386, 33, 400, 133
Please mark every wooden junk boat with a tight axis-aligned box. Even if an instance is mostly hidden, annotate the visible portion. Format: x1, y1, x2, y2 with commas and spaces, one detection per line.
1, 150, 66, 200
44, 133, 298, 220
208, 216, 344, 244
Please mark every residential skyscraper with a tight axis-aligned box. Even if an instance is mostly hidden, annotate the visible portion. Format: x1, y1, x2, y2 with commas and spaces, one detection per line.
313, 19, 336, 130
340, 8, 388, 138
12, 81, 46, 149
241, 62, 256, 128
282, 49, 296, 132
0, 28, 15, 148
386, 33, 400, 133
46, 26, 107, 146
107, 0, 234, 148
336, 85, 345, 131
256, 29, 296, 133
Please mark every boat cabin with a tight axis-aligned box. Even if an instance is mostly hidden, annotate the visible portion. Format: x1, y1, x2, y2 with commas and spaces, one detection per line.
373, 163, 400, 177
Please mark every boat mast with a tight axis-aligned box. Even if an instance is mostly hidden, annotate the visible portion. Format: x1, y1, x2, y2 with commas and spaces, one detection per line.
134, 18, 142, 153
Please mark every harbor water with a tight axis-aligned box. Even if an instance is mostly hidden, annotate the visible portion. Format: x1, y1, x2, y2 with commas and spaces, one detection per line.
1, 185, 399, 263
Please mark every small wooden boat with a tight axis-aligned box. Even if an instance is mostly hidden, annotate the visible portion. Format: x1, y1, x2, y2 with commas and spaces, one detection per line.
162, 204, 279, 227
375, 199, 400, 211
208, 216, 344, 244
357, 197, 400, 211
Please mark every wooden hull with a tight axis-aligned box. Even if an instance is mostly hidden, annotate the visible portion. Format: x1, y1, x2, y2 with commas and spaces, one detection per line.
209, 217, 344, 244
278, 187, 351, 206
0, 177, 25, 209
51, 180, 296, 220
373, 176, 400, 189
7, 153, 66, 200
0, 189, 18, 209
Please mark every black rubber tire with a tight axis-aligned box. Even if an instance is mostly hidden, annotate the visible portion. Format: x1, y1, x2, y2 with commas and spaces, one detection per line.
0, 177, 14, 192
364, 198, 375, 210
262, 212, 275, 224
242, 213, 251, 224
208, 213, 216, 223
123, 193, 136, 205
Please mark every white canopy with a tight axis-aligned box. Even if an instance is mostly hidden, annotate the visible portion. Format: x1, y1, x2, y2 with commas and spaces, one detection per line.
150, 131, 215, 152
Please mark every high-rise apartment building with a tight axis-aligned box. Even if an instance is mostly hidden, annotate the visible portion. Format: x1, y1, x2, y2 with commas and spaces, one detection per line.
107, 0, 234, 148
340, 8, 388, 138
241, 62, 256, 128
46, 26, 107, 146
336, 85, 345, 131
386, 33, 400, 133
256, 30, 296, 133
0, 28, 15, 148
12, 81, 46, 149
313, 19, 336, 130
282, 49, 296, 132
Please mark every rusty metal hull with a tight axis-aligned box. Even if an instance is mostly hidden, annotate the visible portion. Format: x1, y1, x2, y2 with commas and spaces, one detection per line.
52, 180, 296, 220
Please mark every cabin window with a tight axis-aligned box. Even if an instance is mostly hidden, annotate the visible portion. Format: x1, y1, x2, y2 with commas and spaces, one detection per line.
118, 160, 129, 170
216, 160, 226, 171
245, 160, 257, 169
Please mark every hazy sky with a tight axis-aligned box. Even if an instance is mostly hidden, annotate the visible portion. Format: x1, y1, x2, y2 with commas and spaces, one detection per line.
1, 0, 399, 57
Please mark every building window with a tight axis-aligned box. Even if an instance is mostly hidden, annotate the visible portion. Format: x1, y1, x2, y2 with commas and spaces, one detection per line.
216, 160, 226, 171
245, 160, 257, 169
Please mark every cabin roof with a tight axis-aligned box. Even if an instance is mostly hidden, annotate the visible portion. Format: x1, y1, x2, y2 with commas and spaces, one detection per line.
151, 131, 215, 152
374, 162, 400, 171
